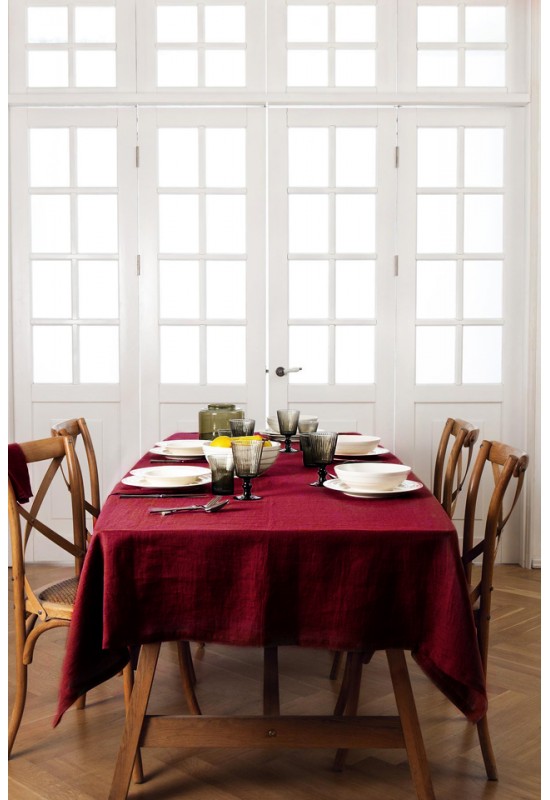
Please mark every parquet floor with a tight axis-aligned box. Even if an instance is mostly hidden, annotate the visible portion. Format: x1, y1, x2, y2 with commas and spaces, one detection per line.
7, 564, 540, 799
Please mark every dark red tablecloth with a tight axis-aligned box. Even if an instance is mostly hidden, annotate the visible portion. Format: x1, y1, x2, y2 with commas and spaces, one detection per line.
55, 434, 487, 726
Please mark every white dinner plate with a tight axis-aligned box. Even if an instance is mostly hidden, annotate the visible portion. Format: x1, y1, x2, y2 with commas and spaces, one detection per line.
259, 429, 300, 442
323, 477, 423, 498
154, 439, 209, 456
124, 469, 211, 489
149, 446, 206, 459
334, 447, 389, 459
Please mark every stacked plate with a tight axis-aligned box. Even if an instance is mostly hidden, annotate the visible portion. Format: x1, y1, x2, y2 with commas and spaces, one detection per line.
123, 465, 212, 489
149, 439, 210, 458
327, 462, 421, 499
335, 435, 384, 457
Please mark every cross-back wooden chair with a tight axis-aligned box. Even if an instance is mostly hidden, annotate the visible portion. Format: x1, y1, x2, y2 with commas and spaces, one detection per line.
51, 417, 100, 539
49, 419, 203, 722
433, 417, 480, 518
329, 438, 528, 779
329, 418, 480, 684
7, 435, 142, 779
461, 439, 529, 780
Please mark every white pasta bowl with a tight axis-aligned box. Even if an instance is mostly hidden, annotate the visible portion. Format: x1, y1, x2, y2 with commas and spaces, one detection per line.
334, 462, 411, 491
257, 441, 281, 475
335, 435, 381, 456
132, 466, 210, 486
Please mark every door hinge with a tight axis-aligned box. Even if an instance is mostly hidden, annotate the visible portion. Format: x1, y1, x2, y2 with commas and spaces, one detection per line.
395, 145, 400, 168
137, 255, 141, 276
135, 145, 140, 168
394, 255, 399, 277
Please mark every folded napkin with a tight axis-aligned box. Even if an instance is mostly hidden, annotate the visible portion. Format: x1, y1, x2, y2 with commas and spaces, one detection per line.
8, 443, 33, 503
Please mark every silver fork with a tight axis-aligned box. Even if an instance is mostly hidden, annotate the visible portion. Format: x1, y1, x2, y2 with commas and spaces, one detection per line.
149, 497, 229, 516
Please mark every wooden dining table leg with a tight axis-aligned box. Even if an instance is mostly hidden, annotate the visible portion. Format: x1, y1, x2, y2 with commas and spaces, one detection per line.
386, 649, 436, 800
333, 652, 364, 771
177, 641, 202, 715
122, 662, 144, 783
109, 642, 161, 800
263, 646, 280, 716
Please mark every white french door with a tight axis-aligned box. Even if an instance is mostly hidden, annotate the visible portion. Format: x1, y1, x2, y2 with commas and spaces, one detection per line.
9, 107, 140, 558
268, 108, 397, 442
136, 107, 266, 443
394, 107, 527, 562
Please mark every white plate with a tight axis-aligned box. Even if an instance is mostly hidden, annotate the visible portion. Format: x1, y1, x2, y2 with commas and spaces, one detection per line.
324, 477, 423, 498
154, 439, 210, 456
334, 447, 389, 459
259, 429, 300, 442
149, 446, 206, 459
122, 472, 212, 490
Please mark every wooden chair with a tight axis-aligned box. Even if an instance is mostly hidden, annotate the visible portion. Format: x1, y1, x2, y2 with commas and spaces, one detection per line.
7, 435, 141, 778
461, 439, 529, 780
433, 417, 480, 518
49, 419, 204, 718
51, 417, 100, 539
330, 438, 528, 779
329, 418, 480, 683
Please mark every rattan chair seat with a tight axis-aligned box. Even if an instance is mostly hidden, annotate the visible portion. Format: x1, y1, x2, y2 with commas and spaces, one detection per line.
37, 576, 79, 615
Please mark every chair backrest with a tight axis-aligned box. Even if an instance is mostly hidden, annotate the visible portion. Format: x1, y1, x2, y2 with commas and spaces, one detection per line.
433, 417, 480, 518
51, 417, 100, 522
461, 439, 529, 674
8, 436, 87, 625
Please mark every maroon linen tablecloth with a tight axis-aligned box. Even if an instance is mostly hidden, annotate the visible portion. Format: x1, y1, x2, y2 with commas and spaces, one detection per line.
55, 434, 487, 726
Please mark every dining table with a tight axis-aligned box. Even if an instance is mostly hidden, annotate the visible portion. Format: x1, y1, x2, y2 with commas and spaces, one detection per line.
55, 432, 487, 800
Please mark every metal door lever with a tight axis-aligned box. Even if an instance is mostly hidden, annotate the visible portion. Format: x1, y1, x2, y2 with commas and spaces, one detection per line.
275, 366, 302, 377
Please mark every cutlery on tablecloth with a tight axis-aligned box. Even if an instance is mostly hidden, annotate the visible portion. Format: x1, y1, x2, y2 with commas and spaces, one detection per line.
114, 492, 210, 499
149, 497, 229, 515
149, 458, 206, 463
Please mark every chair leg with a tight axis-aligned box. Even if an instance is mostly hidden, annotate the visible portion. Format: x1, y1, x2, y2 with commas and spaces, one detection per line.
333, 652, 364, 772
177, 641, 202, 715
477, 713, 498, 780
122, 662, 144, 783
8, 660, 28, 757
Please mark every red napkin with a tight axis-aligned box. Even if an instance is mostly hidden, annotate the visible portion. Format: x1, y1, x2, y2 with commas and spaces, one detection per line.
8, 444, 33, 503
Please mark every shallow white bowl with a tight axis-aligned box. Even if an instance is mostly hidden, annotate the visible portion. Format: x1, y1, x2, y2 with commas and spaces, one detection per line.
267, 414, 318, 434
334, 462, 411, 491
132, 465, 210, 486
335, 435, 381, 456
202, 441, 281, 476
155, 439, 210, 456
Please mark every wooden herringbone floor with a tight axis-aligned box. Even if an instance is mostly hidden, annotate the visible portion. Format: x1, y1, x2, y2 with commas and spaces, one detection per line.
7, 564, 540, 799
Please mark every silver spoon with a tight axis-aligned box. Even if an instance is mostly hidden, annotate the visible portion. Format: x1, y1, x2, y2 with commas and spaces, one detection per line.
149, 497, 229, 516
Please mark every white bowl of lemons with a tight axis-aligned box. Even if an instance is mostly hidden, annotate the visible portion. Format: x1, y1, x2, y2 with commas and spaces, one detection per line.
203, 436, 281, 476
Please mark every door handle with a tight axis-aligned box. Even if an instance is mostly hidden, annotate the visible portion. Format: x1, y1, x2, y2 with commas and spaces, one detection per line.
275, 366, 302, 377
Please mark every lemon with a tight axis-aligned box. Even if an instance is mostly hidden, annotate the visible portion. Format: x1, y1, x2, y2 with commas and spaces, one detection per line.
210, 435, 232, 448
231, 435, 266, 446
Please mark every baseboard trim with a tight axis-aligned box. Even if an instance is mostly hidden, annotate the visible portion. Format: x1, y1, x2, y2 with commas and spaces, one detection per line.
531, 558, 541, 569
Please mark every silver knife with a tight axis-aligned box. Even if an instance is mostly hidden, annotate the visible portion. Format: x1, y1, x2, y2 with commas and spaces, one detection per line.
114, 492, 210, 499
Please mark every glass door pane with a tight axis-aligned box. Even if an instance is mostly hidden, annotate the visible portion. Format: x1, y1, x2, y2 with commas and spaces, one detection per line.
137, 107, 266, 443
268, 108, 397, 441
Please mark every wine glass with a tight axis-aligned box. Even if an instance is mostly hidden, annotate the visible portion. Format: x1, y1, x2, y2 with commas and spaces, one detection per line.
308, 431, 338, 487
277, 409, 300, 453
231, 439, 264, 500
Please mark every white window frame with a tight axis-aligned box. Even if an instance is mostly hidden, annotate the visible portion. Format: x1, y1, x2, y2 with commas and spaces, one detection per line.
8, 0, 137, 97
